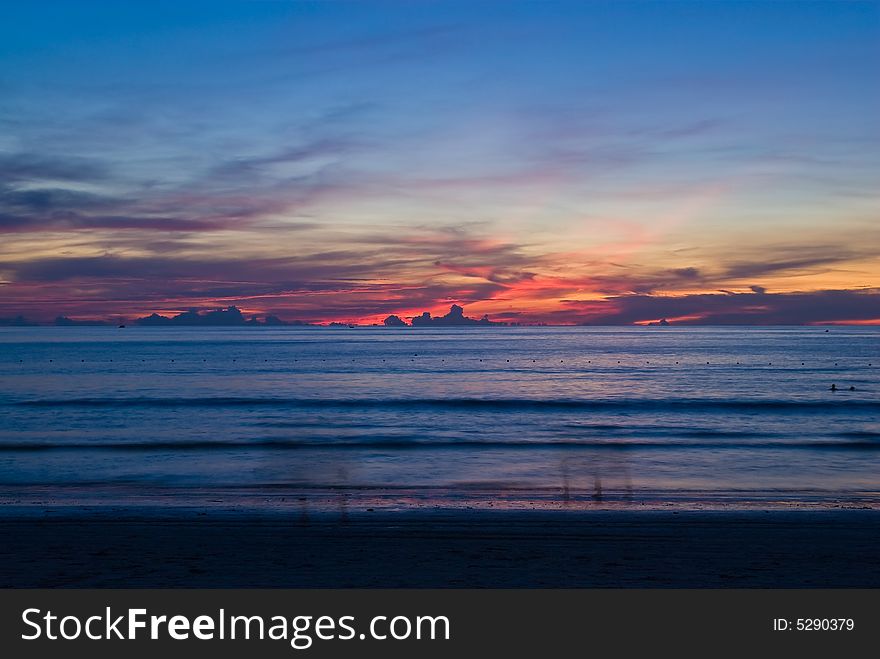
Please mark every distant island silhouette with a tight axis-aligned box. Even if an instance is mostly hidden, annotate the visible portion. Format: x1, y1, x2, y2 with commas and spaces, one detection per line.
0, 307, 308, 327
387, 304, 502, 328
0, 304, 505, 328
135, 306, 302, 327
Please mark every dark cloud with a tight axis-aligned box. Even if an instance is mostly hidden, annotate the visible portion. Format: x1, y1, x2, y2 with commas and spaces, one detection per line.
0, 211, 231, 233
1, 207, 876, 326
6, 252, 394, 284
583, 245, 875, 296
0, 169, 327, 233
0, 246, 513, 322
0, 187, 119, 212
669, 267, 701, 280
573, 289, 880, 325
722, 252, 858, 280
0, 128, 372, 236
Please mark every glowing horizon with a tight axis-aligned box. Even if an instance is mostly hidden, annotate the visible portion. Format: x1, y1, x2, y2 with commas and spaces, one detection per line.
1, 1, 878, 325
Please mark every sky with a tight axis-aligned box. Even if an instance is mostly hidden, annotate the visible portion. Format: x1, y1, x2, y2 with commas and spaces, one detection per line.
0, 0, 878, 325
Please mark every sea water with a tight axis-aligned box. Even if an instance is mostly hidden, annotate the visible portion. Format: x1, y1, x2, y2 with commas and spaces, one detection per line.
0, 326, 877, 512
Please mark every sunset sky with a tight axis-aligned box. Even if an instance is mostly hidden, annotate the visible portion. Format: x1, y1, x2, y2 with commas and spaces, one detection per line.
0, 1, 878, 325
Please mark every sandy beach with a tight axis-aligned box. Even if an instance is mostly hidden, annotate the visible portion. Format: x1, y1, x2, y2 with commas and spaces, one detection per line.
2, 509, 878, 588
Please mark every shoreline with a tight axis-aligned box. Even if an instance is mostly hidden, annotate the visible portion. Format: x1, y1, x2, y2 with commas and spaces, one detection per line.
2, 509, 879, 588
2, 484, 879, 518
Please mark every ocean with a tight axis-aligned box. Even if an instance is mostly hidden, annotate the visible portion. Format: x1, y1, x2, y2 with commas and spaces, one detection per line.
0, 326, 878, 514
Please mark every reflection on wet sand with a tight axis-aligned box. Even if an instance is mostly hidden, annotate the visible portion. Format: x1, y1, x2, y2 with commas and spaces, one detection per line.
560, 453, 633, 505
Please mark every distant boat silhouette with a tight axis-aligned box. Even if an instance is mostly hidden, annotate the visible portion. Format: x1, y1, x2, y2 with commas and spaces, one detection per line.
118, 324, 126, 328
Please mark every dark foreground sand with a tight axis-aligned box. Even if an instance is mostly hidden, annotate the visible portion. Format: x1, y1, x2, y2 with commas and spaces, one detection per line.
1, 510, 879, 588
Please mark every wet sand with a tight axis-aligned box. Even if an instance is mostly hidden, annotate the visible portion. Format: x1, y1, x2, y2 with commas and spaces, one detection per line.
1, 510, 879, 587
